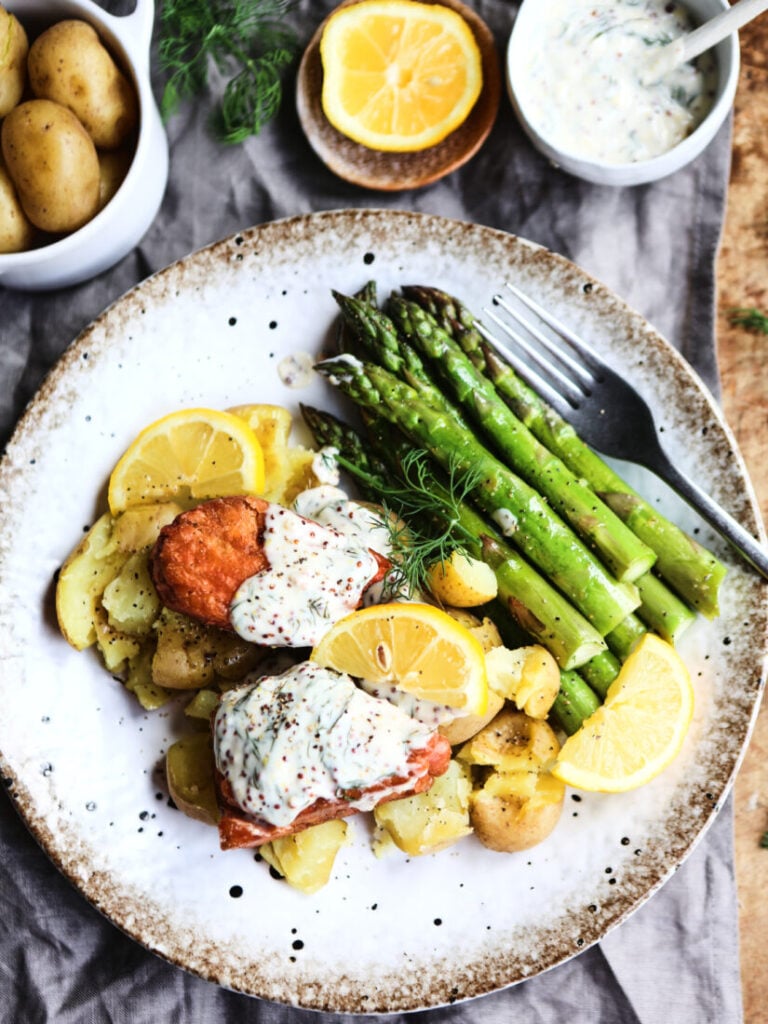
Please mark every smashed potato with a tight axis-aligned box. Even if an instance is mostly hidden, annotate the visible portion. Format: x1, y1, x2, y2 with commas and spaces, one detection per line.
260, 819, 349, 894
459, 709, 565, 853
485, 644, 560, 719
152, 609, 264, 690
166, 732, 219, 825
373, 759, 472, 856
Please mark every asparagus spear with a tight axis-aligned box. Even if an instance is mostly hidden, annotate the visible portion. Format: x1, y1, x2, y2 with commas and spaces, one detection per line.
387, 295, 657, 585
332, 290, 457, 415
300, 405, 608, 669
550, 670, 601, 736
401, 284, 488, 371
314, 354, 641, 636
482, 345, 726, 617
403, 285, 726, 619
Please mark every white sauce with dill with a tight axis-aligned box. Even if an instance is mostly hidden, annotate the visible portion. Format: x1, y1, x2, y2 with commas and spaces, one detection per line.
277, 351, 315, 389
213, 662, 435, 826
358, 678, 461, 728
515, 0, 717, 163
229, 501, 380, 648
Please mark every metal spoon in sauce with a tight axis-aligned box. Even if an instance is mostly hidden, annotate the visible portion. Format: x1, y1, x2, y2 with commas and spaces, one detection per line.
643, 0, 768, 81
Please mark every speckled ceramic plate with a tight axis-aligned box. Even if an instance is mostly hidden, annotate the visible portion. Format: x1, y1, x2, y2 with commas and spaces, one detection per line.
0, 210, 765, 1014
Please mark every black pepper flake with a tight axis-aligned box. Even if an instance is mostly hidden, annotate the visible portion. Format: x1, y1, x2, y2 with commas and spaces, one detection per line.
229, 885, 244, 898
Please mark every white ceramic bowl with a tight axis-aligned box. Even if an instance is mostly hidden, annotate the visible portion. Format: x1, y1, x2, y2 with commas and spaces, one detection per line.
0, 0, 168, 290
506, 0, 740, 187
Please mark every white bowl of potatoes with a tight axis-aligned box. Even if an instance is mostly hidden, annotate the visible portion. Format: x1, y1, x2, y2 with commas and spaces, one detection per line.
0, 0, 168, 290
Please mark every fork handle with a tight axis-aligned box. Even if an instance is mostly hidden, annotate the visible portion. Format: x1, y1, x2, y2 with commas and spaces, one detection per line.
652, 449, 768, 580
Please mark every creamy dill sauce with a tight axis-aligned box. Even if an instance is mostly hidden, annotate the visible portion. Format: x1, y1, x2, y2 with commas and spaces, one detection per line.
213, 662, 434, 826
516, 0, 717, 163
358, 678, 460, 728
229, 500, 380, 648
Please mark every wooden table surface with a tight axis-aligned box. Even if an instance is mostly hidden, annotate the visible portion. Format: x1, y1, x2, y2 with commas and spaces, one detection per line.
717, 17, 768, 1024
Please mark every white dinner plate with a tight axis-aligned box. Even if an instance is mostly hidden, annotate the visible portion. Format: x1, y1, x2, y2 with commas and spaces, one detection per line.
0, 210, 765, 1013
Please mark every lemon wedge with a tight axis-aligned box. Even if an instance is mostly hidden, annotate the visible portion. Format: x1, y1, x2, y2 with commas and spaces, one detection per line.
551, 633, 694, 793
108, 407, 265, 513
311, 602, 489, 715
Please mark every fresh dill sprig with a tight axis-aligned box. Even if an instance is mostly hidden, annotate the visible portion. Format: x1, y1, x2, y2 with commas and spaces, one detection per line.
158, 0, 299, 143
730, 307, 768, 335
761, 830, 768, 849
335, 447, 484, 597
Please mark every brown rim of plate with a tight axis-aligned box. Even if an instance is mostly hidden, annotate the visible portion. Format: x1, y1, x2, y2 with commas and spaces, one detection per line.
296, 0, 502, 191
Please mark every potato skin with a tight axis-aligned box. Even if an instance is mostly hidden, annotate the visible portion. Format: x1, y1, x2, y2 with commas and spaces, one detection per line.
28, 19, 138, 149
0, 6, 28, 118
2, 98, 100, 232
0, 158, 35, 252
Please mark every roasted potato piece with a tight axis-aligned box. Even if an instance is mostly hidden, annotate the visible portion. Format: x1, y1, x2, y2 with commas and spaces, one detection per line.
2, 99, 100, 232
260, 819, 349, 894
28, 19, 138, 149
470, 770, 565, 853
373, 759, 473, 856
152, 608, 264, 689
166, 732, 219, 825
56, 513, 130, 650
427, 551, 498, 608
485, 644, 560, 719
0, 6, 28, 118
102, 551, 161, 636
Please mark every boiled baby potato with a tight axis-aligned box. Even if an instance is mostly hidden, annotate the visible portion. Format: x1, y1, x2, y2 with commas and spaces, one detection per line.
458, 707, 560, 772
125, 644, 174, 710
97, 145, 133, 210
470, 770, 565, 853
111, 501, 183, 553
260, 819, 349, 894
439, 686, 504, 747
56, 512, 130, 650
102, 551, 161, 636
459, 709, 565, 853
2, 99, 100, 232
485, 644, 561, 720
27, 19, 138, 149
373, 759, 473, 856
166, 732, 220, 825
152, 608, 265, 690
427, 551, 498, 608
0, 6, 28, 117
0, 158, 35, 253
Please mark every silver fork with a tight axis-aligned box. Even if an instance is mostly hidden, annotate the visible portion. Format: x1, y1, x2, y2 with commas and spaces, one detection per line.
479, 282, 768, 581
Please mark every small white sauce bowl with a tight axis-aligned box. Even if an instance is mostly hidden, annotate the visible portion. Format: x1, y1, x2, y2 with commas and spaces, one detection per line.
506, 0, 739, 187
0, 0, 168, 290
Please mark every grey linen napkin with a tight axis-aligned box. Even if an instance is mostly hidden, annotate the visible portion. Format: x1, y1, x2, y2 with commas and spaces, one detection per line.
0, 1, 743, 1021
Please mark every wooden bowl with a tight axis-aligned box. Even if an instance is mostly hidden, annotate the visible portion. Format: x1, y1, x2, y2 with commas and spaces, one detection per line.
296, 0, 501, 191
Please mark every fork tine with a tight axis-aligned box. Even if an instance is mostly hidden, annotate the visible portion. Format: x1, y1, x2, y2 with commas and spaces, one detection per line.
504, 281, 605, 375
477, 307, 576, 416
495, 290, 595, 389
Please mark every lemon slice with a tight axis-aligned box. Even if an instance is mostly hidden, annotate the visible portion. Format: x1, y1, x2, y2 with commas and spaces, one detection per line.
311, 602, 489, 715
108, 407, 265, 514
551, 634, 694, 793
319, 0, 483, 153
